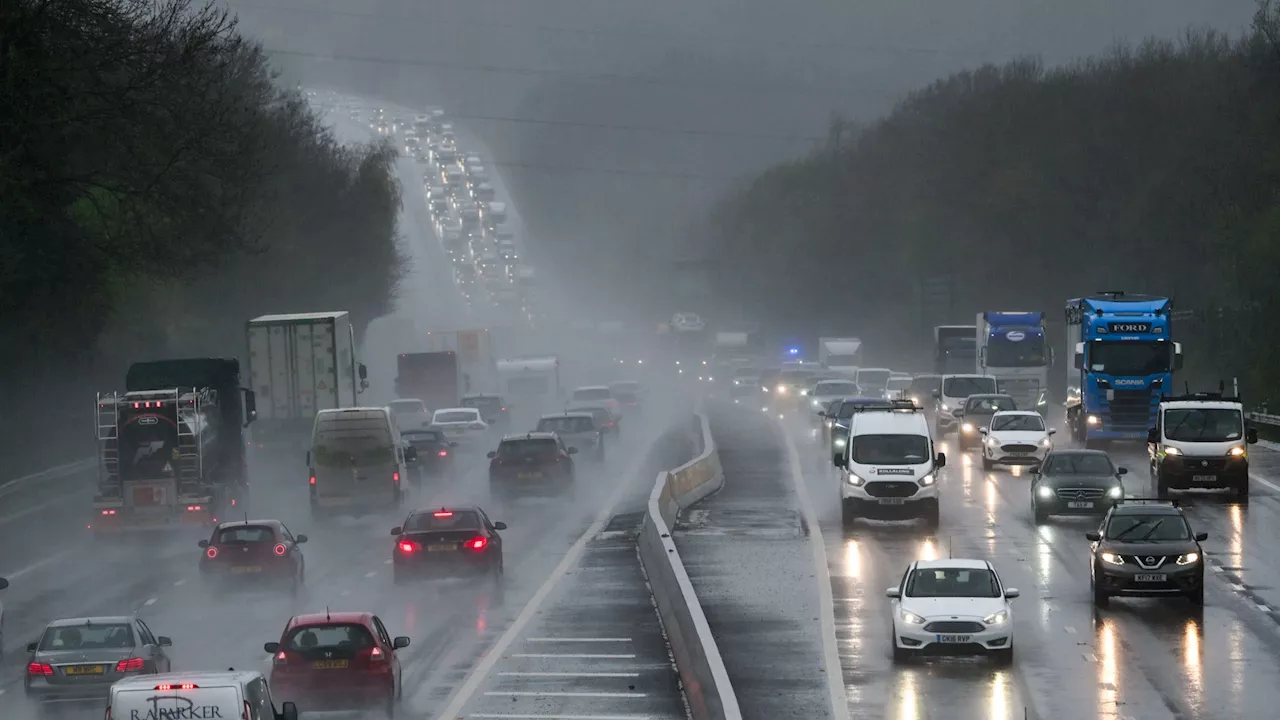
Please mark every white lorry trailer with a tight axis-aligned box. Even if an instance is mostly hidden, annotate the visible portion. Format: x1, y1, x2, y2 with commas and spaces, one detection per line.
819, 337, 862, 376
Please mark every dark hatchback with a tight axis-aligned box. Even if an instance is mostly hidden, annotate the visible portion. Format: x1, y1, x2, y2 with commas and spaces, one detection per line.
391, 507, 505, 583
198, 520, 307, 593
1087, 501, 1207, 607
609, 381, 643, 414
1032, 450, 1127, 523
402, 428, 457, 483
461, 393, 510, 428
265, 612, 408, 716
488, 433, 578, 495
955, 394, 1017, 449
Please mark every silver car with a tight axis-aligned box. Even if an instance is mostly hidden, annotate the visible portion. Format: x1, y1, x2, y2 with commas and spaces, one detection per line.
537, 412, 605, 462
24, 616, 173, 705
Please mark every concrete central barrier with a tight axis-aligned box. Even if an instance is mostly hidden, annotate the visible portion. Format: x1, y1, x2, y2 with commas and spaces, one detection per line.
638, 410, 742, 720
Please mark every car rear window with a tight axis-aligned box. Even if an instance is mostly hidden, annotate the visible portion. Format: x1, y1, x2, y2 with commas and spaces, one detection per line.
965, 396, 1016, 412
499, 439, 557, 456
389, 400, 425, 414
404, 430, 446, 444
462, 396, 503, 414
406, 510, 481, 532
286, 624, 375, 651
40, 623, 134, 650
1044, 453, 1114, 474
538, 417, 594, 434
216, 525, 275, 544
435, 410, 478, 424
573, 388, 611, 401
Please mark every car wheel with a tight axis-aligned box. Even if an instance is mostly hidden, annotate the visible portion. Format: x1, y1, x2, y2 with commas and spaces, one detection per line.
1032, 502, 1047, 525
992, 646, 1014, 666
1187, 583, 1205, 607
1092, 579, 1110, 608
1237, 479, 1250, 503
890, 626, 911, 664
981, 455, 993, 471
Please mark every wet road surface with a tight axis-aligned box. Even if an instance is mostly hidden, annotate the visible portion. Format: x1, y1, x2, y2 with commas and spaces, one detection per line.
681, 399, 1280, 720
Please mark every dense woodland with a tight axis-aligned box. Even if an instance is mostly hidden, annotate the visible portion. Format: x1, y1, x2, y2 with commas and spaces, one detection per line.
711, 6, 1280, 404
0, 0, 403, 471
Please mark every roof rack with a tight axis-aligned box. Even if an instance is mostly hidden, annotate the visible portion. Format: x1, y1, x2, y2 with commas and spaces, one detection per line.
1160, 393, 1242, 404
1115, 497, 1180, 507
847, 399, 920, 412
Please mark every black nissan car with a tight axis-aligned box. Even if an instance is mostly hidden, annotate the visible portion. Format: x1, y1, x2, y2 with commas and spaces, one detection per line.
1087, 500, 1207, 607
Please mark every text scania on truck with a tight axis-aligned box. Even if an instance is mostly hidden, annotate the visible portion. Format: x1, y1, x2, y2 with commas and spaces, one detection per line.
1064, 292, 1182, 445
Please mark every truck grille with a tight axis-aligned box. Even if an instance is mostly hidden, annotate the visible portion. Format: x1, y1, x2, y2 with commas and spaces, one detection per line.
1055, 487, 1106, 500
997, 379, 1040, 406
923, 621, 984, 633
865, 481, 918, 498
1107, 389, 1155, 430
1001, 444, 1038, 453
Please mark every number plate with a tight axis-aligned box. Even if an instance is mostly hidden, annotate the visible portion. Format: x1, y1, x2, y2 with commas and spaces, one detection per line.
1135, 573, 1167, 582
1192, 475, 1217, 483
231, 566, 262, 574
426, 544, 455, 552
878, 497, 906, 505
935, 634, 972, 644
1007, 452, 1030, 457
65, 665, 105, 675
1067, 501, 1094, 509
312, 660, 349, 670
518, 472, 542, 480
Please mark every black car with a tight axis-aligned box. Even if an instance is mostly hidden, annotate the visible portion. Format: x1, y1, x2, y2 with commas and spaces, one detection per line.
1032, 450, 1127, 523
822, 397, 896, 457
609, 381, 643, 415
391, 506, 505, 583
487, 433, 577, 496
907, 374, 942, 419
402, 428, 458, 483
1087, 500, 1207, 607
537, 412, 605, 462
198, 520, 308, 594
955, 394, 1017, 449
460, 393, 509, 429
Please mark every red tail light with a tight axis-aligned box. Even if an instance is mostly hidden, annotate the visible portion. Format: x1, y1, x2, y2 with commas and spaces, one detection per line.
393, 472, 400, 483
273, 651, 288, 666
309, 475, 316, 485
155, 683, 198, 690
398, 541, 418, 553
205, 547, 218, 559
438, 450, 448, 457
368, 646, 387, 663
274, 543, 288, 556
433, 511, 453, 517
116, 657, 145, 672
28, 662, 53, 676
467, 536, 488, 551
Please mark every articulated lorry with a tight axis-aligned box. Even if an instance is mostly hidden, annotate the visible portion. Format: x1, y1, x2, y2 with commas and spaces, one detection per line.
92, 359, 257, 534
245, 312, 368, 457
818, 337, 862, 375
1065, 292, 1182, 444
934, 325, 977, 374
395, 352, 461, 411
976, 312, 1051, 414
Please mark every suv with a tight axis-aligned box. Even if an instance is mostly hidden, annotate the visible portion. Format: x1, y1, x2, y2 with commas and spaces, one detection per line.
1086, 499, 1207, 607
487, 433, 578, 496
834, 400, 945, 528
1148, 393, 1258, 501
537, 412, 605, 461
933, 374, 998, 436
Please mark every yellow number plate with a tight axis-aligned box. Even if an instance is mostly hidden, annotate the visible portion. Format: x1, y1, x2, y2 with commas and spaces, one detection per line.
65, 665, 105, 675
313, 660, 349, 669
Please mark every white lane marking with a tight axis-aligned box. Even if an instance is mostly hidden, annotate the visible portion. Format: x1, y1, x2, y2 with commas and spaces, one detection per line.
1064, 626, 1076, 634
498, 672, 641, 678
484, 692, 647, 698
384, 559, 392, 565
526, 638, 632, 643
1258, 604, 1271, 612
1213, 565, 1225, 573
467, 715, 654, 720
431, 447, 653, 720
1, 548, 75, 579
780, 421, 851, 720
364, 571, 377, 578
0, 457, 94, 495
512, 654, 636, 659
143, 597, 157, 606
0, 688, 5, 696
173, 579, 185, 587
1249, 467, 1280, 494
340, 590, 351, 596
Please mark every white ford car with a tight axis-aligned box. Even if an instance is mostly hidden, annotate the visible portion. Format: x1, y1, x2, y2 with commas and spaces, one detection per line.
430, 407, 489, 445
887, 559, 1018, 665
979, 410, 1055, 471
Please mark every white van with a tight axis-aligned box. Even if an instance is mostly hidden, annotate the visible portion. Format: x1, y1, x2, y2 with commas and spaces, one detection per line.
834, 403, 945, 529
933, 374, 998, 436
307, 407, 414, 515
107, 671, 298, 720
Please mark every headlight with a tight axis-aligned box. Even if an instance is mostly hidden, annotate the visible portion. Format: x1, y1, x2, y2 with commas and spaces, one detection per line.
776, 385, 787, 394
846, 474, 865, 487
1099, 552, 1125, 565
812, 399, 823, 408
1108, 485, 1123, 499
1229, 446, 1246, 457
833, 437, 847, 448
983, 610, 1008, 625
1087, 415, 1100, 426
800, 389, 809, 396
1040, 437, 1052, 447
899, 609, 925, 625
1176, 552, 1200, 565
985, 436, 999, 446
911, 396, 920, 405
1036, 485, 1054, 499
1164, 446, 1181, 456
734, 380, 740, 385
917, 473, 936, 487
962, 423, 974, 433
940, 403, 951, 412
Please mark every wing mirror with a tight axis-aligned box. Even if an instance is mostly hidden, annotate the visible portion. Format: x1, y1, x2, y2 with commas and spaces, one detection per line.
935, 452, 946, 468
1247, 427, 1259, 444
158, 636, 173, 647
393, 636, 411, 649
833, 453, 846, 468
494, 522, 507, 530
390, 526, 403, 536
1085, 531, 1101, 542
885, 587, 901, 599
486, 451, 497, 459
295, 534, 308, 544
1195, 532, 1208, 542
567, 447, 579, 454
1047, 429, 1057, 436
281, 701, 299, 720
1116, 468, 1128, 476
1004, 588, 1020, 599
197, 539, 209, 548
0, 577, 7, 590
1146, 428, 1159, 444
978, 427, 988, 435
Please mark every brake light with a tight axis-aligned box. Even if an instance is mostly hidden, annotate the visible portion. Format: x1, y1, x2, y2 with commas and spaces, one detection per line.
393, 472, 400, 483
467, 536, 488, 551
274, 543, 288, 556
28, 662, 53, 676
155, 683, 198, 690
438, 450, 448, 457
273, 651, 288, 666
433, 511, 453, 517
205, 547, 218, 559
116, 657, 145, 672
309, 475, 315, 485
186, 505, 202, 511
369, 646, 386, 662
398, 541, 417, 553
101, 509, 116, 516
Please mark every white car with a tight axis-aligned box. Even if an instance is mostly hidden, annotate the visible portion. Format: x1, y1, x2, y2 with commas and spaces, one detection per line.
979, 410, 1055, 470
887, 559, 1018, 665
570, 386, 621, 420
430, 407, 489, 443
388, 399, 432, 431
807, 379, 861, 414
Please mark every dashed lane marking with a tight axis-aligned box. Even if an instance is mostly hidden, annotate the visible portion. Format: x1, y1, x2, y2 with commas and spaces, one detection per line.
483, 692, 648, 698
144, 597, 157, 606
526, 638, 632, 643
173, 579, 185, 587
365, 571, 377, 578
1064, 626, 1076, 634
498, 672, 641, 678
511, 654, 636, 659
1, 548, 75, 579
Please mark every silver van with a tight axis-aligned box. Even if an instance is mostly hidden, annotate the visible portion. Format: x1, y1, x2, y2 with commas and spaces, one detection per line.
107, 670, 298, 720
307, 407, 414, 515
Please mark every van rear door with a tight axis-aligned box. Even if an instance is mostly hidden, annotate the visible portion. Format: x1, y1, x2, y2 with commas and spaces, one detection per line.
113, 684, 240, 720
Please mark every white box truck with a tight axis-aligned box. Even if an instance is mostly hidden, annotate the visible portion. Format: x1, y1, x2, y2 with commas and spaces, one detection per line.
246, 312, 368, 457
415, 328, 496, 395
819, 337, 862, 375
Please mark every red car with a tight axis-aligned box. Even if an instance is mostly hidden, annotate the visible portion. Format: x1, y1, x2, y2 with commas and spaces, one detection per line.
198, 520, 307, 593
264, 612, 409, 718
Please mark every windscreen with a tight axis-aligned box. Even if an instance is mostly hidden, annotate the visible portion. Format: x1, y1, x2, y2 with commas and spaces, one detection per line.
461, 396, 503, 415
499, 439, 558, 456
1163, 408, 1244, 442
538, 417, 595, 434
850, 434, 929, 465
964, 396, 1016, 413
405, 510, 481, 532
215, 525, 275, 544
40, 623, 134, 650
987, 335, 1047, 367
573, 388, 612, 401
1088, 340, 1173, 376
313, 422, 394, 467
434, 410, 478, 424
943, 377, 998, 397
905, 568, 1000, 598
389, 400, 425, 414
1105, 514, 1191, 542
1043, 453, 1115, 475
816, 382, 859, 396
855, 370, 891, 389
990, 414, 1045, 432
286, 624, 374, 651
507, 376, 549, 395
909, 376, 942, 395
777, 371, 814, 387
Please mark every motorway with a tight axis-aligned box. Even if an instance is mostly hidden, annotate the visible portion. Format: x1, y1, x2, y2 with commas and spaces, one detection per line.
678, 401, 1280, 720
